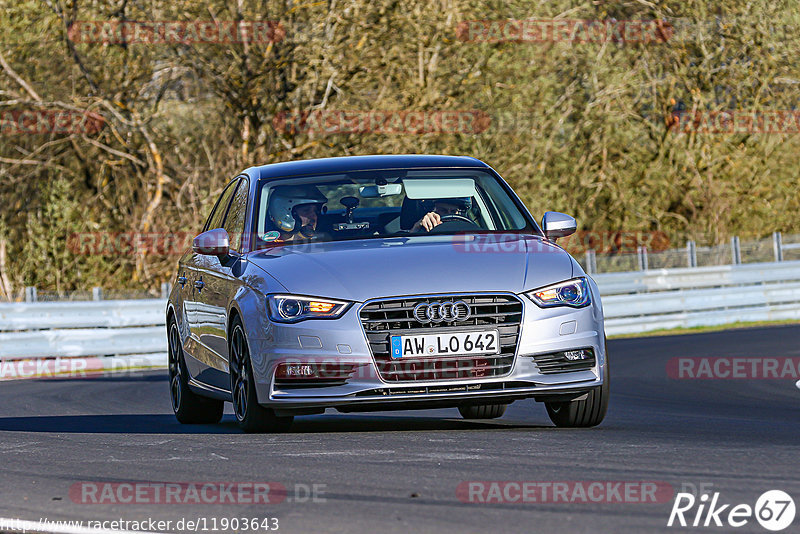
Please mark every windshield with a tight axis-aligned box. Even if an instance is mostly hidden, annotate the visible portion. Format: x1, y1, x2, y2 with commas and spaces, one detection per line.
253, 168, 535, 248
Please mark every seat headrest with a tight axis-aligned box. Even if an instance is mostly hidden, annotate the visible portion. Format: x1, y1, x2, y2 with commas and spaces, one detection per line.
400, 197, 426, 230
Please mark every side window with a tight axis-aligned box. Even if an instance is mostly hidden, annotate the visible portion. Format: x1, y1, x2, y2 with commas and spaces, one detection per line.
204, 179, 239, 232
223, 177, 249, 251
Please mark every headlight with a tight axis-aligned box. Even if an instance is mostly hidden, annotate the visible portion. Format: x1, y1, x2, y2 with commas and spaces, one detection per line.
267, 295, 351, 323
525, 278, 591, 308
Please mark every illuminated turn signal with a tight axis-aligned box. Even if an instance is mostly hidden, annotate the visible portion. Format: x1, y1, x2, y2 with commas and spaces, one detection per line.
308, 301, 336, 313
534, 288, 559, 301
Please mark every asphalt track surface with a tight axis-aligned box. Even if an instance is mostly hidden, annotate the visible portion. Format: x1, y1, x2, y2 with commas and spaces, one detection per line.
0, 325, 799, 534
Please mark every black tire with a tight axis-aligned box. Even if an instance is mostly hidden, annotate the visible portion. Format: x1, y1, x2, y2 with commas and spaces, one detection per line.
168, 318, 224, 424
545, 350, 609, 428
458, 404, 507, 419
229, 318, 293, 433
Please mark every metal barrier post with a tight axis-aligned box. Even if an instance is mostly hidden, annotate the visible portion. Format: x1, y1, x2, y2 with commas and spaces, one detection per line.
92, 287, 103, 301
161, 282, 171, 299
637, 246, 648, 271
686, 240, 697, 268
731, 236, 741, 264
24, 286, 37, 302
584, 249, 596, 275
773, 232, 783, 262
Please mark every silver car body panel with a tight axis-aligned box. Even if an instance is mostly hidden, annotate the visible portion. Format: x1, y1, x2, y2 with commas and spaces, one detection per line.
166, 155, 607, 411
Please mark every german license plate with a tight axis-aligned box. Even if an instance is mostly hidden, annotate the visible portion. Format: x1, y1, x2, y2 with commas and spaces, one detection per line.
390, 330, 499, 359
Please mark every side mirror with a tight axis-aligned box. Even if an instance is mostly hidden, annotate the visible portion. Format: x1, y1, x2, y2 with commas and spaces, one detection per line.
542, 211, 577, 241
193, 228, 230, 257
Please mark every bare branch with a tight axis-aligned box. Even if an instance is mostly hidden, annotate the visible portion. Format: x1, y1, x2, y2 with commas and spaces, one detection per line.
0, 50, 42, 102
82, 136, 148, 167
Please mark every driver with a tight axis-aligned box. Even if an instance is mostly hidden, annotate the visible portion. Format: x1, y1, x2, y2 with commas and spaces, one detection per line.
411, 197, 473, 232
266, 185, 328, 242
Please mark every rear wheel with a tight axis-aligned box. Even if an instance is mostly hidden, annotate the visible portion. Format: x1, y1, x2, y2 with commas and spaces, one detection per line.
458, 404, 507, 419
229, 318, 293, 433
168, 319, 224, 424
545, 351, 609, 428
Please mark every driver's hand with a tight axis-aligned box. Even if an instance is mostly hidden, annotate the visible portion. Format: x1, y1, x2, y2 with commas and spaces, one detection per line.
412, 211, 441, 232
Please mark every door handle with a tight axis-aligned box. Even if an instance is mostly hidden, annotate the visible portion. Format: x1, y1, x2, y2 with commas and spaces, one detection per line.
177, 274, 187, 287
194, 279, 205, 291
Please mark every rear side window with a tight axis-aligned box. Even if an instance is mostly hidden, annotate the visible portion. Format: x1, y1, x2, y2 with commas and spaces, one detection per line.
223, 177, 249, 251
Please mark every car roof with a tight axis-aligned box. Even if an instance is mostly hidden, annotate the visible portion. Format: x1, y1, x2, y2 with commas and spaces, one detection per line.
243, 155, 490, 181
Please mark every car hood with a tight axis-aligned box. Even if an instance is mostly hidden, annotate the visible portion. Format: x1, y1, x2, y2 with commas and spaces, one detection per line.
248, 234, 573, 302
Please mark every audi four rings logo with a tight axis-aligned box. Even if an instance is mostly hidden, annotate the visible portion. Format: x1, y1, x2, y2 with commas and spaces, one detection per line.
413, 301, 471, 323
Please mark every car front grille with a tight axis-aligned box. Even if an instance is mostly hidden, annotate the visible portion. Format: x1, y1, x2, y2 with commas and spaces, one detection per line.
359, 294, 523, 382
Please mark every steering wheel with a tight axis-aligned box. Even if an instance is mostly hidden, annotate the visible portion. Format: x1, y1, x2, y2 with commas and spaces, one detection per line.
425, 214, 480, 234
439, 214, 477, 225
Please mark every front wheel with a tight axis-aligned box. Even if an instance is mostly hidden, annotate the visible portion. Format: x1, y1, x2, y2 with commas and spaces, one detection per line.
545, 351, 609, 428
168, 319, 224, 424
229, 318, 293, 433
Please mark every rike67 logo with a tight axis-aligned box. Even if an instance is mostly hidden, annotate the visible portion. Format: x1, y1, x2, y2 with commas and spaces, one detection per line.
668, 490, 796, 531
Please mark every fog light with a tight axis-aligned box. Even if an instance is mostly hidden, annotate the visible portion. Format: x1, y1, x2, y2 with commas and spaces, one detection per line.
531, 348, 595, 374
564, 350, 589, 361
274, 362, 359, 382
285, 364, 313, 377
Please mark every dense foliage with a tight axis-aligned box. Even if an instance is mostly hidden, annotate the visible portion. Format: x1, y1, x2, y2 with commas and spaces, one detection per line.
1, 0, 799, 297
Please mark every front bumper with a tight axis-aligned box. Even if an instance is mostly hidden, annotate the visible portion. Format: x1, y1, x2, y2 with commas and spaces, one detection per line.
245, 292, 605, 414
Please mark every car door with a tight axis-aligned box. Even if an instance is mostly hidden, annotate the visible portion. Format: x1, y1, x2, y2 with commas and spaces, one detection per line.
174, 251, 194, 345
183, 178, 240, 386
192, 176, 249, 391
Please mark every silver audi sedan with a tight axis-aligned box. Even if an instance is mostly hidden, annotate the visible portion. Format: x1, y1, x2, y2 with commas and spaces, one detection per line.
166, 155, 608, 432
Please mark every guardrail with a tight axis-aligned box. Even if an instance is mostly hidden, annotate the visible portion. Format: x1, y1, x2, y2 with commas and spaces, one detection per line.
596, 261, 800, 335
0, 300, 165, 360
2, 260, 800, 373
593, 261, 800, 294
0, 299, 168, 379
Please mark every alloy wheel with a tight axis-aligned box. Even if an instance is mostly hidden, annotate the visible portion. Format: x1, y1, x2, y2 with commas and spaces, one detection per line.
168, 322, 182, 413
230, 325, 249, 421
